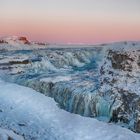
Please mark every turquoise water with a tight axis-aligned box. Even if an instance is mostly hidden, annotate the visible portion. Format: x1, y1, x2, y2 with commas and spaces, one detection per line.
0, 47, 113, 122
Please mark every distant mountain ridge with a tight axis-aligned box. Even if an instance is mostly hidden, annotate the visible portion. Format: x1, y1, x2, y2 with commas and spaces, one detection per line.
0, 35, 140, 50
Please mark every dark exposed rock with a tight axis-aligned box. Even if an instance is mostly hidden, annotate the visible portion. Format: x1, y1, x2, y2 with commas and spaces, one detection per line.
18, 37, 31, 45
34, 42, 46, 46
137, 56, 140, 66
135, 117, 140, 133
8, 136, 14, 140
18, 123, 26, 127
0, 40, 8, 44
108, 50, 134, 71
9, 60, 30, 65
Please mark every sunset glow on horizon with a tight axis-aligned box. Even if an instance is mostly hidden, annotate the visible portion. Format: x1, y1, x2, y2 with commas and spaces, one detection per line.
0, 0, 140, 44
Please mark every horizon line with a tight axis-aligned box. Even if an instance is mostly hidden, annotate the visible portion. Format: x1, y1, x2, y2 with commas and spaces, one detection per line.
0, 35, 140, 46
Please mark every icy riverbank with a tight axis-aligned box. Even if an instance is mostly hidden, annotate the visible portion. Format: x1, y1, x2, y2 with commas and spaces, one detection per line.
0, 80, 140, 140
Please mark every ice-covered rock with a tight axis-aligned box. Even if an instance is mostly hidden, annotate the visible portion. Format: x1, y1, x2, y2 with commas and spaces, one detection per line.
99, 43, 140, 132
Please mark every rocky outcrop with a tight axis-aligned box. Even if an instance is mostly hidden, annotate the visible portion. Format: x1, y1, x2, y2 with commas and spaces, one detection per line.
0, 40, 8, 44
99, 48, 140, 132
108, 50, 140, 72
34, 42, 46, 46
9, 60, 30, 65
18, 37, 31, 45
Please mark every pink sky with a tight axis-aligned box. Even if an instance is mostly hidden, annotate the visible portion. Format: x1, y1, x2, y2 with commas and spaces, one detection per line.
0, 0, 140, 44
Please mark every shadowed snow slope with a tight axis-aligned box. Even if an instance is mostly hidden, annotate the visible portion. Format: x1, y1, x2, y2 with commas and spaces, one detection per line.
0, 80, 140, 140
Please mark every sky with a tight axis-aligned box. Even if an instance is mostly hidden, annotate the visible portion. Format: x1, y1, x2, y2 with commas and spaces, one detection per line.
0, 0, 140, 44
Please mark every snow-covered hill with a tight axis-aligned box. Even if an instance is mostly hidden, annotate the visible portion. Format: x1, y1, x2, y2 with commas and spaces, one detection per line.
0, 36, 47, 50
0, 36, 31, 45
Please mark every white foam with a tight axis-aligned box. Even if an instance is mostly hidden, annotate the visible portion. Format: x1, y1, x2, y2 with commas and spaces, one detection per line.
40, 75, 72, 83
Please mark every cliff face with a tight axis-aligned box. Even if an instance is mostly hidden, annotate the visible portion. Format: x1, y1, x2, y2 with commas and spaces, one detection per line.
100, 47, 140, 132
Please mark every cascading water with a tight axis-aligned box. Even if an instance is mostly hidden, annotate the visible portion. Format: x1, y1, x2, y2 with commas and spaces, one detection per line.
0, 47, 112, 121
0, 44, 139, 133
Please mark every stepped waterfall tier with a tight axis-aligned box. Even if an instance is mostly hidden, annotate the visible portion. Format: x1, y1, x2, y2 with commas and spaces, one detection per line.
0, 42, 140, 134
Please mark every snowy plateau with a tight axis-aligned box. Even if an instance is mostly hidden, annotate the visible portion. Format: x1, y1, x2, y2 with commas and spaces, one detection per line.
0, 36, 140, 140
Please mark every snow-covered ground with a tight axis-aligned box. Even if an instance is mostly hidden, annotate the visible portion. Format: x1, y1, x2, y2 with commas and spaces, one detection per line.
0, 127, 24, 140
0, 79, 140, 140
